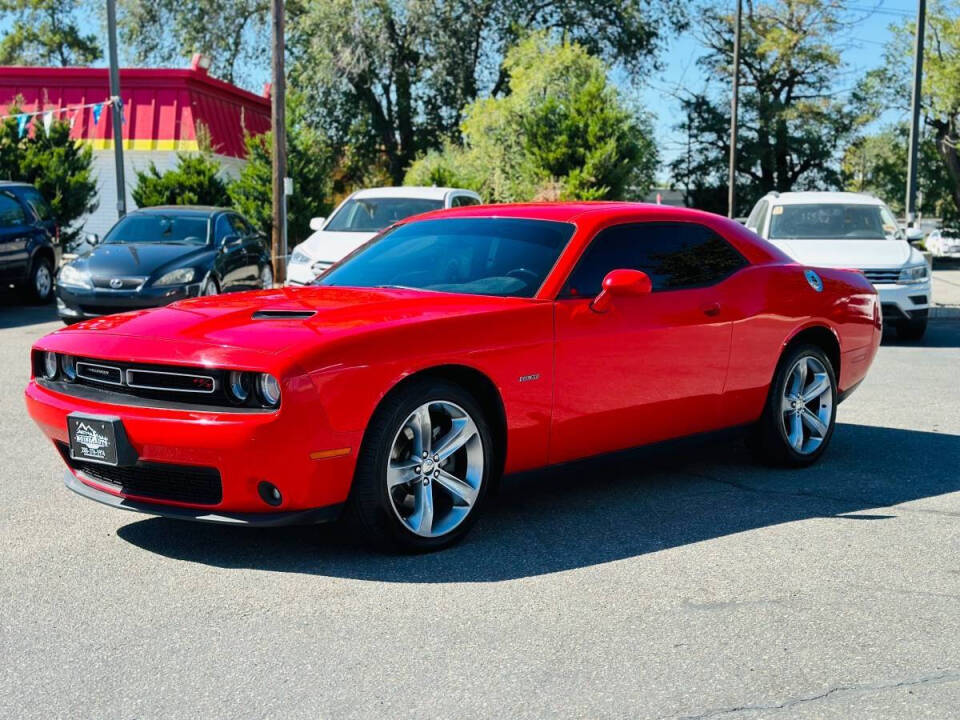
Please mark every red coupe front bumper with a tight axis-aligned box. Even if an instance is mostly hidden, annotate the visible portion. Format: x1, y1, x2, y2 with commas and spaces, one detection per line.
25, 380, 361, 525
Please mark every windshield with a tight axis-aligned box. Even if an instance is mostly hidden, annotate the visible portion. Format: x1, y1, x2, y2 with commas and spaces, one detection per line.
318, 217, 575, 298
104, 214, 209, 244
941, 228, 960, 238
769, 204, 900, 240
324, 197, 444, 232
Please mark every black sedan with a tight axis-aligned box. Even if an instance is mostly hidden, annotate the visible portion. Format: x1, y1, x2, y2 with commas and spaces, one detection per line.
56, 206, 273, 323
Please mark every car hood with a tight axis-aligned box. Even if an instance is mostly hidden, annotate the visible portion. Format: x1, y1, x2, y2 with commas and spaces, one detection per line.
78, 242, 212, 280
55, 286, 534, 357
767, 238, 916, 268
295, 230, 377, 264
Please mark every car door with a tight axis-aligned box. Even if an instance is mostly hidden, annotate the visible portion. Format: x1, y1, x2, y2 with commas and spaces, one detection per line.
550, 221, 747, 464
0, 191, 31, 284
213, 213, 246, 291
232, 214, 264, 286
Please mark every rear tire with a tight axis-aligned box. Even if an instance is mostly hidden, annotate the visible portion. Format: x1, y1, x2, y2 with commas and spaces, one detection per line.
347, 378, 494, 553
896, 316, 927, 341
752, 343, 837, 467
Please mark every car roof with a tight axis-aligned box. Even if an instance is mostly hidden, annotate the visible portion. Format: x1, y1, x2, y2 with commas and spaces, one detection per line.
408, 201, 728, 224
765, 191, 885, 206
0, 181, 36, 189
133, 205, 227, 216
350, 186, 478, 201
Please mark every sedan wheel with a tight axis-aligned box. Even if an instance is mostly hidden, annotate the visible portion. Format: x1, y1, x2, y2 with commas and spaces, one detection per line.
348, 379, 493, 552
201, 276, 219, 296
753, 343, 837, 467
260, 264, 274, 289
27, 257, 53, 303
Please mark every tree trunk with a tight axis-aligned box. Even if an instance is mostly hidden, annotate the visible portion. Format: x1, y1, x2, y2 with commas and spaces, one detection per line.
934, 118, 960, 217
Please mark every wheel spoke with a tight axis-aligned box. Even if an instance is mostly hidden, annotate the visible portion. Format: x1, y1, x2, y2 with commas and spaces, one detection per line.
790, 358, 808, 396
800, 408, 828, 438
387, 459, 419, 489
409, 405, 433, 457
788, 412, 804, 450
802, 374, 830, 403
433, 469, 478, 507
408, 479, 434, 535
433, 417, 477, 461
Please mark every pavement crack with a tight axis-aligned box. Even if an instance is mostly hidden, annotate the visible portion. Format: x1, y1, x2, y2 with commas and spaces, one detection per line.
662, 670, 960, 719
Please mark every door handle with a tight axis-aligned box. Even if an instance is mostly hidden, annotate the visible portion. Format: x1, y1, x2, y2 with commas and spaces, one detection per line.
701, 301, 721, 317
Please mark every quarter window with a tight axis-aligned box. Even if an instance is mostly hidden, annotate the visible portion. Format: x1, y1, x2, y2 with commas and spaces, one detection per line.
0, 193, 26, 228
562, 222, 747, 297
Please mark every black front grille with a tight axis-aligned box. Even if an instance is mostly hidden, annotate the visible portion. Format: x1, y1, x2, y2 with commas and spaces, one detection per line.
59, 443, 222, 505
863, 269, 901, 285
91, 276, 146, 290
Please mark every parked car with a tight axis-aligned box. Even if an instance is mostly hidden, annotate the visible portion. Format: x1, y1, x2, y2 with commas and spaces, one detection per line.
745, 191, 932, 340
926, 228, 960, 259
0, 181, 58, 302
56, 206, 273, 323
26, 203, 880, 552
285, 186, 482, 286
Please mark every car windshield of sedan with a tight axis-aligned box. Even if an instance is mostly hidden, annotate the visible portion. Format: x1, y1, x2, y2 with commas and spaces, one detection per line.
103, 214, 209, 244
318, 217, 575, 298
769, 204, 900, 240
324, 197, 444, 232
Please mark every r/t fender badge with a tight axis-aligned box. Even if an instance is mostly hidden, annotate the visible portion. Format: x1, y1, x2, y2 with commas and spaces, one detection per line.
518, 373, 540, 383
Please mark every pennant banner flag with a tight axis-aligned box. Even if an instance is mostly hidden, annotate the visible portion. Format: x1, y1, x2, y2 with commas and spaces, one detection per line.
17, 114, 28, 138
92, 103, 102, 125
42, 111, 53, 136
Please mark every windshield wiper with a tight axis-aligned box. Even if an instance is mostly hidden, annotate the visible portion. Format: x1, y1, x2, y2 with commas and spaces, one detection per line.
374, 284, 422, 291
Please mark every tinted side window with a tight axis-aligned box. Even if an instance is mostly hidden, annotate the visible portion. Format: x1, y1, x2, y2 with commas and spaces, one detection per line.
0, 193, 26, 228
20, 188, 53, 222
451, 195, 480, 207
215, 214, 234, 241
563, 222, 747, 297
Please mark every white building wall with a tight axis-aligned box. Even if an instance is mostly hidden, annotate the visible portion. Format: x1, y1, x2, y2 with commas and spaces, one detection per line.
80, 150, 247, 239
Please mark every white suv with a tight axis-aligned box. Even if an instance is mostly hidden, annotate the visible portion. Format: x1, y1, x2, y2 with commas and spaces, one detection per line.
745, 191, 932, 340
286, 186, 482, 286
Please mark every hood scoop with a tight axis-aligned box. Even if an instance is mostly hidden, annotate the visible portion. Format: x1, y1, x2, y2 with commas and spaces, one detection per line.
252, 309, 317, 320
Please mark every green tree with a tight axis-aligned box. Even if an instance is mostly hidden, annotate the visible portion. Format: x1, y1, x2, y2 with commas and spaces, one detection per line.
866, 0, 960, 218
670, 0, 867, 216
291, 0, 685, 184
0, 0, 101, 65
0, 106, 98, 242
405, 34, 657, 202
132, 151, 229, 208
228, 95, 336, 247
116, 0, 268, 87
842, 124, 959, 222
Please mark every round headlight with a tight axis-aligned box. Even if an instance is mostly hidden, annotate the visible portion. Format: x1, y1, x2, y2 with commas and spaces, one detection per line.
42, 351, 58, 380
227, 371, 250, 403
61, 355, 76, 381
257, 373, 281, 407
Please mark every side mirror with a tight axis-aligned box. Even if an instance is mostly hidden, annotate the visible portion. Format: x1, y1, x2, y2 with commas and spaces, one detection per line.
591, 269, 652, 313
86, 233, 100, 246
905, 227, 925, 245
220, 234, 240, 249
309, 217, 326, 231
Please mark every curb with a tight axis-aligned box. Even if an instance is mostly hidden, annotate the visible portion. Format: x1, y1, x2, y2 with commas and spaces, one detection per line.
930, 306, 960, 321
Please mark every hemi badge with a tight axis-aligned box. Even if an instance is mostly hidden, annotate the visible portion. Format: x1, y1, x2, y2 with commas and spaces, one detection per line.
518, 373, 540, 383
310, 447, 352, 460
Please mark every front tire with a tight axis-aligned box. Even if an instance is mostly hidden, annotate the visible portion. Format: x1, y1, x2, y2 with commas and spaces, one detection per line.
25, 256, 54, 303
201, 275, 220, 296
348, 379, 494, 552
753, 344, 837, 467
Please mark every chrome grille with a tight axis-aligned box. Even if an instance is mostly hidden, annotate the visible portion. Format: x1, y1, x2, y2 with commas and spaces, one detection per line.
862, 269, 900, 285
91, 276, 147, 290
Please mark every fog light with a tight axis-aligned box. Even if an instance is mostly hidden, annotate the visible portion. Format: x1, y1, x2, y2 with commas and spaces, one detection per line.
61, 355, 76, 381
258, 481, 282, 507
42, 351, 58, 379
257, 373, 281, 408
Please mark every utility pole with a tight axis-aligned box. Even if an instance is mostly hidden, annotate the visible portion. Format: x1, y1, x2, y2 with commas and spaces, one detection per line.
905, 0, 927, 226
106, 0, 126, 218
270, 0, 287, 284
727, 0, 743, 219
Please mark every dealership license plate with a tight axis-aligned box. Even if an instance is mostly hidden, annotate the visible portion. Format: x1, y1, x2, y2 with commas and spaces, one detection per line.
68, 414, 121, 466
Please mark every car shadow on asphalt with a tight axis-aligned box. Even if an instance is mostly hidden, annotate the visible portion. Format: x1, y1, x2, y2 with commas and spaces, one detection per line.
116, 422, 960, 582
882, 321, 960, 348
0, 292, 58, 329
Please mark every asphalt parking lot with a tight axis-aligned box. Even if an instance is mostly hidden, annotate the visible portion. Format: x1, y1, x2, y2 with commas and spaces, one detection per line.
1, 297, 959, 719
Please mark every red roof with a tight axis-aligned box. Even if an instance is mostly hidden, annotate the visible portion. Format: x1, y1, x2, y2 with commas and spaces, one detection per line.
0, 64, 271, 158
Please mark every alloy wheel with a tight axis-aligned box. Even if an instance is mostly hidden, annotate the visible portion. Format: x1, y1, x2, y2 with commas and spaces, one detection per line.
261, 265, 274, 289
780, 355, 834, 455
386, 400, 484, 538
35, 263, 52, 298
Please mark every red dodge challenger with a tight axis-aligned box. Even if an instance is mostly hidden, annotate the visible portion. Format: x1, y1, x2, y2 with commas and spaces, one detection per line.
25, 203, 881, 551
